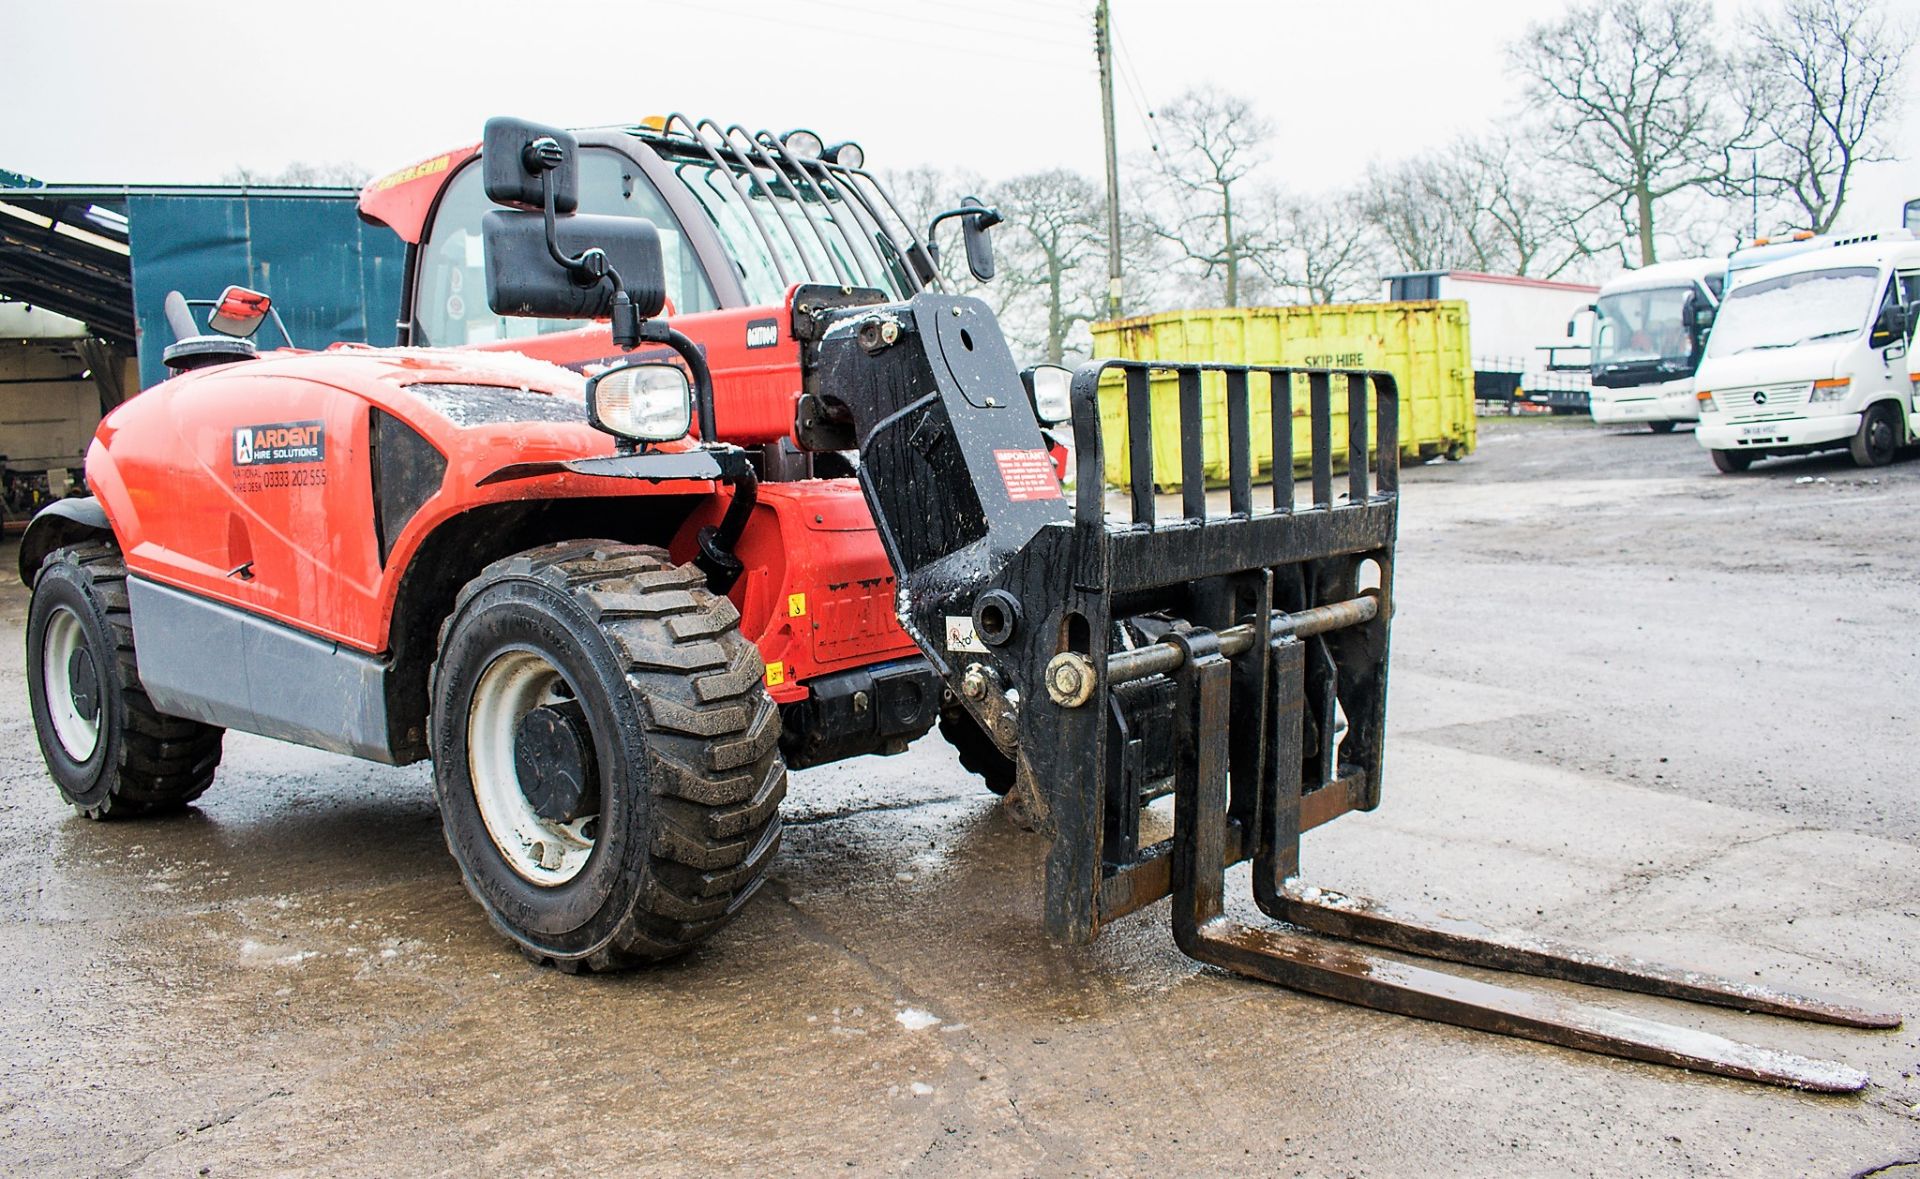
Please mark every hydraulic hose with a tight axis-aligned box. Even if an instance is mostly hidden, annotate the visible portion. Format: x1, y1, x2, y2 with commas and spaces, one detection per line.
695, 457, 756, 594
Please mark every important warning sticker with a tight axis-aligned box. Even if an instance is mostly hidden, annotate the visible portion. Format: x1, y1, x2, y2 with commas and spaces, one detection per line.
992, 448, 1061, 502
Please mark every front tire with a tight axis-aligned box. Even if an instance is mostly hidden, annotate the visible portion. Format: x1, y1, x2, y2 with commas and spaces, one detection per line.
938, 700, 1014, 796
1850, 402, 1900, 468
430, 541, 785, 972
26, 542, 224, 818
1711, 449, 1752, 474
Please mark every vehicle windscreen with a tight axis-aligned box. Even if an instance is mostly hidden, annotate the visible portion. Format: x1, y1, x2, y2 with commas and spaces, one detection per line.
1705, 266, 1879, 358
1594, 285, 1697, 370
663, 152, 915, 305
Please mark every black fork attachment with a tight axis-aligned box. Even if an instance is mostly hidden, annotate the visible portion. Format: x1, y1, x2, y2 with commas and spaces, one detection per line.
797, 289, 1898, 1094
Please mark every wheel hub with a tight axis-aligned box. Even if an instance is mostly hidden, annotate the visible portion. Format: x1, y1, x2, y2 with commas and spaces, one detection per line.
513, 700, 599, 823
67, 647, 101, 719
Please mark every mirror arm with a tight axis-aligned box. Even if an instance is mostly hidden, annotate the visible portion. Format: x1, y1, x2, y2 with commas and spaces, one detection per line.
925, 203, 1005, 239
531, 156, 642, 351
639, 321, 718, 443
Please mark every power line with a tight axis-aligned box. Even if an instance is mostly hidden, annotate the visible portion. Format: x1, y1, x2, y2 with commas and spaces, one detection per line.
1113, 28, 1168, 159
646, 0, 1083, 67
785, 0, 1084, 46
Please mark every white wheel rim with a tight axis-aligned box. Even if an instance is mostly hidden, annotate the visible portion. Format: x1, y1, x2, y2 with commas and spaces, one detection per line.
43, 606, 101, 762
467, 649, 598, 886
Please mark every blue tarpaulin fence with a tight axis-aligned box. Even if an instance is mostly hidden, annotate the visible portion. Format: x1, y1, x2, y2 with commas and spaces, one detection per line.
126, 194, 404, 388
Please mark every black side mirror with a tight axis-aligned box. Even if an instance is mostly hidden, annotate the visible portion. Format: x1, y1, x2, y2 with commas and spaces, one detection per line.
1691, 303, 1716, 334
1870, 303, 1908, 347
926, 197, 1004, 284
958, 196, 1000, 283
483, 211, 666, 321
1567, 303, 1596, 340
483, 117, 579, 213
479, 114, 665, 348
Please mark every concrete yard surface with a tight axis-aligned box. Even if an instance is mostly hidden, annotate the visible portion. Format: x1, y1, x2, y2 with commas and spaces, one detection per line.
1, 416, 1917, 1176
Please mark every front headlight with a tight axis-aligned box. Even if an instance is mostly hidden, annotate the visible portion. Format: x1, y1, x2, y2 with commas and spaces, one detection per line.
1807, 377, 1851, 404
586, 361, 693, 443
1696, 389, 1718, 413
1022, 364, 1074, 425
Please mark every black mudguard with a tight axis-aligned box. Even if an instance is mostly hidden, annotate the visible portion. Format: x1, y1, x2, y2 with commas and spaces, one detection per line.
19, 497, 113, 586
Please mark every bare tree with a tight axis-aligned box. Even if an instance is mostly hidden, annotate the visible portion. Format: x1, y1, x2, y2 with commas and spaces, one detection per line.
1140, 86, 1274, 307
1264, 190, 1383, 305
223, 161, 371, 187
1465, 136, 1598, 278
1513, 0, 1756, 266
1747, 0, 1911, 233
992, 170, 1106, 363
1363, 136, 1594, 278
1362, 154, 1477, 273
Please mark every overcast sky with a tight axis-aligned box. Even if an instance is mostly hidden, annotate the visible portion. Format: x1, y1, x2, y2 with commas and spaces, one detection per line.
4, 0, 1918, 238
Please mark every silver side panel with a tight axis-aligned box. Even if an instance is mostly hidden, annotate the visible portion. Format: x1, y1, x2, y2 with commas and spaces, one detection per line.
126, 577, 400, 765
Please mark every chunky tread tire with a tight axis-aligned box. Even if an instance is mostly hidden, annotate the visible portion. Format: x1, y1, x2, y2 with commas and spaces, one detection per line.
26, 542, 223, 819
938, 701, 1014, 796
431, 541, 785, 972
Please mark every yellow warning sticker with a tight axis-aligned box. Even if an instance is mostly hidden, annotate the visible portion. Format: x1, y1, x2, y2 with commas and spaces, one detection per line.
764, 661, 786, 687
788, 593, 808, 617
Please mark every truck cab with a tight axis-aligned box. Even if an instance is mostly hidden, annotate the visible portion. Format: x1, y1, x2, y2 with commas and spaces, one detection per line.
1583, 257, 1723, 431
1694, 238, 1920, 472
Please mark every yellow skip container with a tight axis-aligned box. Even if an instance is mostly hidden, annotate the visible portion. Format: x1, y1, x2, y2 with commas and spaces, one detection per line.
1088, 301, 1475, 490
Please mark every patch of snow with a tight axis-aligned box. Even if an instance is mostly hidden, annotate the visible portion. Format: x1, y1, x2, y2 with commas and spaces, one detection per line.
895, 1008, 941, 1031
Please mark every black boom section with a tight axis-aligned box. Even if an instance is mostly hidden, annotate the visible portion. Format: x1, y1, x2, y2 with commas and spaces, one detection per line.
799, 291, 1399, 944
799, 293, 1070, 676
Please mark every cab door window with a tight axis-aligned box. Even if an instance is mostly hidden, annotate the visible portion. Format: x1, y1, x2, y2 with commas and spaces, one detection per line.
415, 148, 718, 346
1898, 271, 1920, 310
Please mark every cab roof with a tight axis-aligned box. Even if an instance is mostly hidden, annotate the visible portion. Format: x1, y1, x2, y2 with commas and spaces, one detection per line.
1599, 256, 1724, 294
1731, 238, 1920, 290
357, 144, 479, 244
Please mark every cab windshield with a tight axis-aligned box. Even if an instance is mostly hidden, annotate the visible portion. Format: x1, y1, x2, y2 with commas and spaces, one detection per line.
1594, 285, 1697, 371
1706, 266, 1879, 358
664, 152, 916, 305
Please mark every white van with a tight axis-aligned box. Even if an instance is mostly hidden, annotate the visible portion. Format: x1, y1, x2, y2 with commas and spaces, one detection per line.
1583, 257, 1724, 431
1693, 239, 1919, 472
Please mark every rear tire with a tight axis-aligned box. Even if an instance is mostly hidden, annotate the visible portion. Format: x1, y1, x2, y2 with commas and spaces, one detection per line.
26, 542, 224, 818
1710, 449, 1752, 474
1648, 420, 1676, 434
430, 541, 785, 972
938, 700, 1014, 796
1850, 401, 1900, 468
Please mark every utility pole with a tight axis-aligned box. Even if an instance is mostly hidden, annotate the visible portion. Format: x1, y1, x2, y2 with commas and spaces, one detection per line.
1095, 0, 1124, 321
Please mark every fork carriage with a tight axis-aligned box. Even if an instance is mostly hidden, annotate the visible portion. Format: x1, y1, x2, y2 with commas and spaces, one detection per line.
810, 290, 1896, 1093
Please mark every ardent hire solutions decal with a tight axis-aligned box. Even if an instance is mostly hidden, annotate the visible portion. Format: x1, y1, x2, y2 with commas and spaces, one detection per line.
232, 421, 327, 492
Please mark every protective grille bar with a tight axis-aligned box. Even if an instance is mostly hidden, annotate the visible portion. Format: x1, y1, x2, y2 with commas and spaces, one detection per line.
637, 118, 940, 298
1068, 359, 1400, 531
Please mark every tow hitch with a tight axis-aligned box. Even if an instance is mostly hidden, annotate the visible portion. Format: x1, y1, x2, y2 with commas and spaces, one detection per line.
802, 291, 1899, 1093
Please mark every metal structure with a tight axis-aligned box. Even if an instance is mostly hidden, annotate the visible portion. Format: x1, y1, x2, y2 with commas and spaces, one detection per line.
639, 116, 939, 296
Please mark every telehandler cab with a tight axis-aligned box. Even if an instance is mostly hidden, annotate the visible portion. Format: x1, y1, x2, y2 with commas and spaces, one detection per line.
23, 116, 1896, 1091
